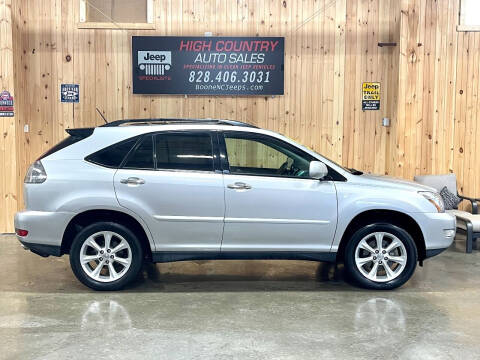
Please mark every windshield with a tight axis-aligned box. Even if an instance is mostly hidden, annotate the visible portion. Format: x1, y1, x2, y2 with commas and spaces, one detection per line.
309, 149, 363, 175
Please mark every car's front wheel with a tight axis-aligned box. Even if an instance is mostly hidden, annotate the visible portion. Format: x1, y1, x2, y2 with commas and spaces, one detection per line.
69, 222, 144, 291
344, 223, 417, 290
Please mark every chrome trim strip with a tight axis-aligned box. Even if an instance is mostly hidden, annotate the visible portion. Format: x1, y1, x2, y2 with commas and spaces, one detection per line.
225, 217, 329, 224
154, 216, 329, 225
154, 215, 223, 222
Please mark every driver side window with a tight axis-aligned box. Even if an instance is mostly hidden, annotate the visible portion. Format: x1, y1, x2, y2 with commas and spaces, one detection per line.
224, 133, 315, 178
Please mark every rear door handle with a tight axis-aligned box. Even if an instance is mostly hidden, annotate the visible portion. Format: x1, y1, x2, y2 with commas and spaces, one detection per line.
120, 177, 145, 185
227, 182, 252, 190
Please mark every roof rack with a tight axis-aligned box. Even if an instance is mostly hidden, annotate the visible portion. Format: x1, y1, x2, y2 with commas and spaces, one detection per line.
100, 118, 258, 128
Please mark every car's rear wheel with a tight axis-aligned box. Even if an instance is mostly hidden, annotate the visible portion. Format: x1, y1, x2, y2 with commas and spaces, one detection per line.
344, 223, 417, 290
69, 222, 143, 291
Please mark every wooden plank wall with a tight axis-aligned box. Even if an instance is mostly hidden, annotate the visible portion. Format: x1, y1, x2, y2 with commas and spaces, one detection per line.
0, 0, 17, 232
395, 0, 480, 206
454, 17, 480, 199
396, 0, 459, 179
1, 0, 480, 231
343, 0, 400, 175
11, 0, 362, 216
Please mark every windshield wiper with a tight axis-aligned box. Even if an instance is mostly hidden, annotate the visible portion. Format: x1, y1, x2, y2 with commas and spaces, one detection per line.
348, 168, 363, 175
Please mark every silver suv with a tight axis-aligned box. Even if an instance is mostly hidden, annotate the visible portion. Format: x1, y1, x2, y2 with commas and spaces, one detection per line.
15, 119, 456, 290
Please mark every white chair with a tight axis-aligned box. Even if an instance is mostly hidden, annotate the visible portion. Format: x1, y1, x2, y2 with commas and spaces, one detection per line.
414, 174, 480, 253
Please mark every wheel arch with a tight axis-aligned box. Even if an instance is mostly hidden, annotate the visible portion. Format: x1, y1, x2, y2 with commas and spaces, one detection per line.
336, 209, 426, 263
61, 209, 153, 260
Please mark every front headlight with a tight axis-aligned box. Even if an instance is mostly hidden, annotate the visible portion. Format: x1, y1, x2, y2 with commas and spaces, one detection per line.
419, 191, 445, 213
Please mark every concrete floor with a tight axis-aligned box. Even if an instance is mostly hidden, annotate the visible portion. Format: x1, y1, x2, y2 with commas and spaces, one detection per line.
1, 234, 480, 360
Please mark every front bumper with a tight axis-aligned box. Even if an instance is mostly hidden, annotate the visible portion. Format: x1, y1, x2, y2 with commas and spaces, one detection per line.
14, 210, 74, 257
425, 247, 448, 259
411, 211, 456, 256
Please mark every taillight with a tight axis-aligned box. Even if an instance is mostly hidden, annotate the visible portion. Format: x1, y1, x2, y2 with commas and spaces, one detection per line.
24, 160, 47, 184
15, 229, 29, 237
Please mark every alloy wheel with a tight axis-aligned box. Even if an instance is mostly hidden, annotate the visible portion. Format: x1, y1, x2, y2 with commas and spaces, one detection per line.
354, 231, 407, 283
79, 231, 132, 283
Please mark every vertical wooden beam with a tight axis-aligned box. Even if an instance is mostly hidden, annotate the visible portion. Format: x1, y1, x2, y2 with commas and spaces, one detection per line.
333, 0, 346, 164
0, 0, 17, 232
395, 0, 409, 177
342, 0, 357, 168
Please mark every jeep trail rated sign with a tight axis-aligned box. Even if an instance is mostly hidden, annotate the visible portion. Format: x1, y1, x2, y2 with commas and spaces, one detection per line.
362, 82, 380, 110
132, 36, 285, 95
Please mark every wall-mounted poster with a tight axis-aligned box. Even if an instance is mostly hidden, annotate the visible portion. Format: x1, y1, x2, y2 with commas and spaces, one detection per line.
132, 36, 284, 96
362, 82, 380, 110
0, 91, 14, 117
60, 84, 79, 103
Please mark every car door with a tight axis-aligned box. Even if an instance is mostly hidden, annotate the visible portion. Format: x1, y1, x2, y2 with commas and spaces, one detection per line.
220, 131, 338, 252
114, 131, 225, 252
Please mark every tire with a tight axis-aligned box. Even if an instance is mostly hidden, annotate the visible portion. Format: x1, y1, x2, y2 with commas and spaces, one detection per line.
344, 223, 417, 290
69, 221, 144, 291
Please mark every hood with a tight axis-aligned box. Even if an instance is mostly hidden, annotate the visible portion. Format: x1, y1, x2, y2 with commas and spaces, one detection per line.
353, 174, 437, 193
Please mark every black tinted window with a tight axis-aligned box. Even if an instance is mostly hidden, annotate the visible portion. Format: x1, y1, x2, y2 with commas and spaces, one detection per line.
86, 137, 137, 168
41, 136, 85, 160
155, 133, 213, 172
123, 135, 154, 169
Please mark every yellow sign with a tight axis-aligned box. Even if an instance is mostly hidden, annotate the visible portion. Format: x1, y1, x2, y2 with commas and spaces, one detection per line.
362, 82, 380, 110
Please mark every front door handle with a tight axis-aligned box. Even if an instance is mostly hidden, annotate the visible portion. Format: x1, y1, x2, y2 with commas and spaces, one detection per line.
227, 182, 252, 190
120, 177, 146, 185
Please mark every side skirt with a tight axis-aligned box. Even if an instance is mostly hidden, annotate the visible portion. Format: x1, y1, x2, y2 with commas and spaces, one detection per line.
152, 251, 337, 264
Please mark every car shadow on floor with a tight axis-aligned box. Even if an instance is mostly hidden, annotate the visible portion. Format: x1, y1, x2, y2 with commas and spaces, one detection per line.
107, 237, 480, 293
3, 234, 479, 294
124, 260, 354, 293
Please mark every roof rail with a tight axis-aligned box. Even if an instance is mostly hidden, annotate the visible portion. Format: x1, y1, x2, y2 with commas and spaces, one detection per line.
100, 118, 258, 128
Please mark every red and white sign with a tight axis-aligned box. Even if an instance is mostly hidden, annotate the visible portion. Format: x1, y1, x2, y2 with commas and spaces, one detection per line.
0, 90, 14, 117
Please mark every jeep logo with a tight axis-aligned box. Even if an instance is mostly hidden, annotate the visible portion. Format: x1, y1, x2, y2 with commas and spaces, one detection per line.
144, 53, 167, 62
138, 51, 172, 75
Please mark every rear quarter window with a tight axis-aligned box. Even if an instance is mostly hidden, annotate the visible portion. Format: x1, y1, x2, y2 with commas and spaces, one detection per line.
85, 137, 139, 168
39, 128, 94, 160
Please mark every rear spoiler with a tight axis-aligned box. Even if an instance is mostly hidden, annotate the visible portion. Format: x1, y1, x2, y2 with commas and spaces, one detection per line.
66, 128, 94, 138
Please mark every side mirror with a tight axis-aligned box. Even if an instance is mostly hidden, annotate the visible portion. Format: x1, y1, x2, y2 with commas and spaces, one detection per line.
309, 161, 328, 180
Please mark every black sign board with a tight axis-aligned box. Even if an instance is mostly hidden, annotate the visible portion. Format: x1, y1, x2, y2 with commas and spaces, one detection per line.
132, 36, 284, 96
60, 84, 79, 103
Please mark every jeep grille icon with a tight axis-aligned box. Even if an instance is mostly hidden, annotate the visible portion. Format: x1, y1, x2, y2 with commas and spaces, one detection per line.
138, 51, 172, 75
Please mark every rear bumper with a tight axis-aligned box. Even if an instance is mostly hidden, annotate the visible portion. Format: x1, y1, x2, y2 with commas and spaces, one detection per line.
14, 210, 74, 256
18, 239, 61, 257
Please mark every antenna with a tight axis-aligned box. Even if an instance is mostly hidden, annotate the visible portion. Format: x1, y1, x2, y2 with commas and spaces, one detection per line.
96, 107, 108, 124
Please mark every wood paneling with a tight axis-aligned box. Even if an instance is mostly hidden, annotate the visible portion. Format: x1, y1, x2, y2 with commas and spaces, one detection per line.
454, 29, 480, 199
343, 0, 400, 175
396, 0, 480, 208
1, 0, 479, 231
10, 0, 360, 219
0, 0, 17, 232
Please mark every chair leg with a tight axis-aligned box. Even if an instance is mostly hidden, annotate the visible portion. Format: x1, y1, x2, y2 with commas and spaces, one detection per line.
466, 222, 473, 253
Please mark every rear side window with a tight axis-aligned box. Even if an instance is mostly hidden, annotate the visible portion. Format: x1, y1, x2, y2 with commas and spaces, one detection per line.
40, 128, 94, 160
86, 137, 138, 168
155, 133, 214, 172
39, 136, 84, 160
123, 135, 154, 170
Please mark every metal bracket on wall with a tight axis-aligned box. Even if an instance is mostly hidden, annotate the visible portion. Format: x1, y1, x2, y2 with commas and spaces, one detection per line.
378, 42, 397, 47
